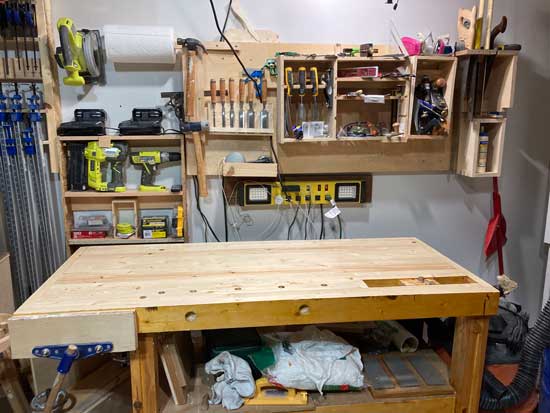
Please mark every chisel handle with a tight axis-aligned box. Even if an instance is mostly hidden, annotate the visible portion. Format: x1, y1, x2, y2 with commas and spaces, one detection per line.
219, 78, 226, 103
239, 79, 246, 103
310, 67, 318, 97
229, 78, 235, 103
210, 79, 217, 104
285, 67, 293, 96
261, 76, 267, 102
247, 81, 254, 103
298, 67, 306, 97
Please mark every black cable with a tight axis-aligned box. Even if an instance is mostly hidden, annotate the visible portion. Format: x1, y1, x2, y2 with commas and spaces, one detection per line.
304, 201, 311, 240
221, 175, 229, 242
319, 204, 325, 240
287, 206, 299, 240
337, 214, 343, 239
219, 0, 233, 41
193, 174, 208, 242
193, 176, 221, 242
209, 0, 262, 103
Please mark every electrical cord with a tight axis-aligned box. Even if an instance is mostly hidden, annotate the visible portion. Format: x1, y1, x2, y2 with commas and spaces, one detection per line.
209, 0, 262, 103
221, 175, 229, 242
337, 214, 343, 239
220, 0, 233, 41
193, 176, 221, 242
287, 205, 299, 240
319, 204, 325, 240
304, 202, 311, 240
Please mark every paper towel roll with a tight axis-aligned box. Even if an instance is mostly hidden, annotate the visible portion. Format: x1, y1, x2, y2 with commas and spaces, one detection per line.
103, 25, 175, 64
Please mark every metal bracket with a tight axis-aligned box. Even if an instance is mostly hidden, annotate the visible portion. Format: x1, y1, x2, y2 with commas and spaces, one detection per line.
32, 342, 113, 360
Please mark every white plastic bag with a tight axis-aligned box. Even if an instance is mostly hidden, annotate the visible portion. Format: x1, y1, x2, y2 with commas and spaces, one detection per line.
264, 326, 364, 393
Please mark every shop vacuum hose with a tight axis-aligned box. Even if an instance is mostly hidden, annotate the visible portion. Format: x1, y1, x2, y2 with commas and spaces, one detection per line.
480, 297, 550, 410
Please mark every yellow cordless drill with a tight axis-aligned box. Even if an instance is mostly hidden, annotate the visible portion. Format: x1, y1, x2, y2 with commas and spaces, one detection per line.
130, 151, 181, 191
84, 141, 128, 192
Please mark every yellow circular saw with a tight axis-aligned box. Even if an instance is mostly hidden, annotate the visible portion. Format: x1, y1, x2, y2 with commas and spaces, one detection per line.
55, 18, 105, 87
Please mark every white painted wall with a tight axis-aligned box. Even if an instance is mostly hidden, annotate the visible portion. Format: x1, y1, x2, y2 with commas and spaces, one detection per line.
52, 0, 550, 318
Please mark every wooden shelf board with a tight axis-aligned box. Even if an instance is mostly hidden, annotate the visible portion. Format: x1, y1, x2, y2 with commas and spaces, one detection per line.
68, 237, 185, 246
454, 49, 518, 58
337, 56, 407, 62
59, 134, 183, 142
0, 77, 42, 83
208, 127, 274, 136
337, 77, 410, 83
473, 117, 506, 124
407, 134, 447, 140
336, 95, 404, 101
65, 191, 184, 198
222, 162, 278, 177
282, 136, 386, 143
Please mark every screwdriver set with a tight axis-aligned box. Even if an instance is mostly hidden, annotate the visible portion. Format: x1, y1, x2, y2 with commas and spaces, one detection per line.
207, 75, 273, 133
283, 62, 333, 139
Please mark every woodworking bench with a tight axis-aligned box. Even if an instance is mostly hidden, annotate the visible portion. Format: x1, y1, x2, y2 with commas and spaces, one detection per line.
8, 238, 499, 413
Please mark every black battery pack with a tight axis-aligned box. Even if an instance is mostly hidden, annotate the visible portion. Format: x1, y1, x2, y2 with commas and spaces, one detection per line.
119, 108, 163, 135
57, 109, 106, 136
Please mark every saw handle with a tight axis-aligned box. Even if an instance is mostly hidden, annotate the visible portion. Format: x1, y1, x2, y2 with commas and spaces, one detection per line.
229, 78, 235, 103
219, 78, 226, 103
210, 79, 217, 104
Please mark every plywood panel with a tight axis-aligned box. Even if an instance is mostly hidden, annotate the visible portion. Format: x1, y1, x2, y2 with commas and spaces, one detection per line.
9, 310, 137, 358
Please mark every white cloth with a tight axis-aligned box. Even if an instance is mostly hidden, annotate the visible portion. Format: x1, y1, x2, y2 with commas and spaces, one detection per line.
205, 351, 255, 410
264, 326, 364, 393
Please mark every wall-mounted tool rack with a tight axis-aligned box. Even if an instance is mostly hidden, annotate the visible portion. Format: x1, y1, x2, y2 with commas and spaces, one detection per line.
187, 42, 468, 178
453, 50, 518, 178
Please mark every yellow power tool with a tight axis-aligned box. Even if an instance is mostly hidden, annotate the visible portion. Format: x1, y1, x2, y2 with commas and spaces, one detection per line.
84, 142, 128, 192
130, 151, 181, 192
55, 17, 105, 86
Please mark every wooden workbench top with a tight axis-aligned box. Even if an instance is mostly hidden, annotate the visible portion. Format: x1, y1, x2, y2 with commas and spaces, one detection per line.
9, 238, 499, 358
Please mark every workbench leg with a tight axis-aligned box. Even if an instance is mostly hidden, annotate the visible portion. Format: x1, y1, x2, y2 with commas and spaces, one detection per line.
130, 334, 159, 413
0, 358, 28, 413
450, 316, 490, 413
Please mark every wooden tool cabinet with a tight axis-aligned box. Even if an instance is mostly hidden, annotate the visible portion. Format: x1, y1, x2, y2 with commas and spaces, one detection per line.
57, 134, 188, 253
9, 238, 499, 413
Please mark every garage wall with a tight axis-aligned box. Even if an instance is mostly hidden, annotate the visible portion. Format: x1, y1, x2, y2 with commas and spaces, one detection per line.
52, 0, 550, 318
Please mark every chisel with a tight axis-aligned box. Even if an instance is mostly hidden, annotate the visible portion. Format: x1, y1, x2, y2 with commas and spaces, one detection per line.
284, 67, 293, 135
260, 76, 268, 128
297, 66, 306, 125
229, 78, 235, 128
210, 79, 217, 127
310, 67, 319, 121
238, 79, 245, 128
219, 77, 226, 127
247, 81, 255, 128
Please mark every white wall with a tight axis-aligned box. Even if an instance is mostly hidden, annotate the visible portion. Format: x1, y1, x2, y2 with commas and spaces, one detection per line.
52, 0, 550, 318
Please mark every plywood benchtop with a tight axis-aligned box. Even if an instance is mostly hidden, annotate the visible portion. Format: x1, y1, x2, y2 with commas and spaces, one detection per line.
9, 238, 499, 358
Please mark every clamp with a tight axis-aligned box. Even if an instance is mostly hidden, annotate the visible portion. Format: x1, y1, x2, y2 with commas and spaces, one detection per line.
31, 343, 113, 413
